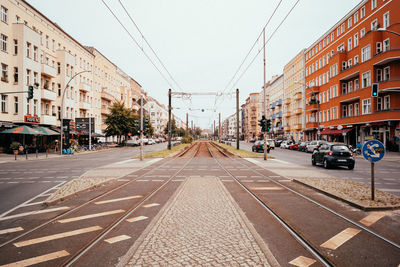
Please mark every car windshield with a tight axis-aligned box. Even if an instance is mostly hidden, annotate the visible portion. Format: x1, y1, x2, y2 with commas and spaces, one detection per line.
332, 145, 350, 152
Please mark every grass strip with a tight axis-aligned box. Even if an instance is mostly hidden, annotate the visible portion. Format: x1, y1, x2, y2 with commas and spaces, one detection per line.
213, 141, 273, 158
135, 143, 191, 158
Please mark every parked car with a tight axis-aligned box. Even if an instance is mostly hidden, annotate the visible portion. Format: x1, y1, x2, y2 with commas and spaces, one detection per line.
298, 141, 309, 152
312, 143, 355, 169
252, 141, 270, 153
249, 138, 256, 143
306, 140, 327, 153
275, 139, 283, 147
267, 139, 275, 150
143, 138, 149, 145
126, 139, 139, 146
289, 143, 299, 150
280, 140, 293, 149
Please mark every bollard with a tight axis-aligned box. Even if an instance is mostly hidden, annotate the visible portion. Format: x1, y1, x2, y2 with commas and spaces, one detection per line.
26, 149, 28, 160
46, 149, 48, 158
36, 149, 38, 158
14, 152, 17, 161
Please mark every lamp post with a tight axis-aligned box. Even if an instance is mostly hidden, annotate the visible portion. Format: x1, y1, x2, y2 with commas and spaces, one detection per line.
376, 27, 400, 37
60, 70, 91, 154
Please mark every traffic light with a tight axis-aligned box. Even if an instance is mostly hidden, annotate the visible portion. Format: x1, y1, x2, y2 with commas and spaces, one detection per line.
28, 85, 34, 99
372, 83, 378, 97
143, 117, 149, 130
266, 119, 271, 132
258, 115, 267, 132
134, 119, 140, 133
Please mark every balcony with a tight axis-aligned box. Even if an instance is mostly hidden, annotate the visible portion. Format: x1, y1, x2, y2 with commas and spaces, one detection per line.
101, 105, 109, 115
377, 79, 400, 92
294, 124, 302, 130
307, 104, 319, 112
272, 113, 276, 120
271, 102, 276, 109
277, 99, 282, 106
307, 85, 320, 95
285, 98, 291, 105
41, 89, 56, 101
101, 91, 113, 101
294, 92, 302, 101
284, 111, 291, 117
41, 63, 57, 77
41, 114, 56, 125
79, 102, 91, 110
79, 83, 91, 92
277, 111, 283, 118
284, 126, 291, 131
294, 108, 302, 115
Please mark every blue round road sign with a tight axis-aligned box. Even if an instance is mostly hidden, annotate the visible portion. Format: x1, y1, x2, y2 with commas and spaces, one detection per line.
362, 140, 385, 163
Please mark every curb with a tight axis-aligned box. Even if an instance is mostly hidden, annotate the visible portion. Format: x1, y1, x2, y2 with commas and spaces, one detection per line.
293, 179, 400, 211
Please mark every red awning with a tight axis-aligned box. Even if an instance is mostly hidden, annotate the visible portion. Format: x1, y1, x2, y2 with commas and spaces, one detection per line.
320, 128, 353, 135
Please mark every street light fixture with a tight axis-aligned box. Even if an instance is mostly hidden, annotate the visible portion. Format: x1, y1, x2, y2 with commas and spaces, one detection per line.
376, 27, 400, 37
60, 70, 92, 154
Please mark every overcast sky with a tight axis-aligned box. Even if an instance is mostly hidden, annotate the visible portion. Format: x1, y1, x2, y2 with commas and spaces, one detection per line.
28, 0, 360, 129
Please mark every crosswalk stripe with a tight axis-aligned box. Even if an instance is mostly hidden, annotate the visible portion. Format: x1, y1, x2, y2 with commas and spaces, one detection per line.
0, 227, 24, 235
143, 203, 160, 208
289, 256, 316, 267
320, 228, 361, 250
250, 187, 283, 191
0, 207, 70, 221
105, 235, 131, 244
126, 216, 148, 223
0, 250, 70, 266
14, 226, 102, 247
95, 196, 142, 205
58, 210, 125, 223
359, 212, 386, 226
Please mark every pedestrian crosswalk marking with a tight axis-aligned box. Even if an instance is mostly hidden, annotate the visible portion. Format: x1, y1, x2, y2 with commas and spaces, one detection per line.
14, 226, 102, 247
289, 256, 316, 267
137, 180, 149, 182
0, 207, 70, 221
143, 203, 160, 208
359, 212, 386, 226
0, 250, 70, 266
95, 196, 142, 205
0, 227, 23, 235
127, 216, 148, 223
23, 201, 44, 207
58, 210, 125, 223
242, 180, 254, 182
320, 227, 361, 250
105, 235, 131, 244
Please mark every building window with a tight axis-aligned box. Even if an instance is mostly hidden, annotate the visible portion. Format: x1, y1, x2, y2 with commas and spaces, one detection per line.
1, 63, 7, 82
1, 95, 7, 113
362, 99, 371, 114
33, 46, 38, 61
348, 38, 352, 51
377, 97, 382, 111
33, 99, 37, 115
337, 44, 345, 52
360, 6, 365, 18
0, 34, 7, 52
383, 12, 390, 28
354, 79, 359, 90
348, 81, 353, 92
348, 59, 352, 68
13, 67, 18, 83
361, 45, 371, 62
57, 62, 61, 74
383, 66, 390, 81
27, 99, 30, 114
354, 33, 359, 47
354, 103, 359, 116
342, 105, 347, 118
354, 11, 359, 23
371, 0, 377, 10
348, 17, 352, 28
384, 95, 390, 110
377, 69, 382, 82
342, 83, 347, 94
45, 35, 49, 48
360, 28, 365, 38
354, 55, 359, 65
1, 6, 7, 23
26, 69, 30, 85
383, 39, 390, 51
13, 39, 17, 54
14, 96, 18, 114
376, 42, 382, 54
371, 19, 378, 31
26, 42, 31, 58
58, 83, 61, 96
348, 104, 353, 117
362, 71, 371, 88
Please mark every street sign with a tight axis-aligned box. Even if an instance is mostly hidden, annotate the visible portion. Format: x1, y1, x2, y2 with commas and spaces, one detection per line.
317, 130, 321, 135
362, 140, 385, 163
342, 130, 346, 136
76, 117, 95, 134
137, 98, 147, 106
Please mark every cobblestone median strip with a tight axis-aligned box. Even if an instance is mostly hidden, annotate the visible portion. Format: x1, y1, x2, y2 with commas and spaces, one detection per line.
118, 176, 279, 266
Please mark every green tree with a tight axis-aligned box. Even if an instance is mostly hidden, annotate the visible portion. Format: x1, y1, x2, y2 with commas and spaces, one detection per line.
164, 118, 178, 137
105, 101, 136, 144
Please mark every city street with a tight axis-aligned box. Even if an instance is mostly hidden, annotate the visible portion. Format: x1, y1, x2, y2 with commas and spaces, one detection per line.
0, 143, 168, 215
238, 141, 400, 196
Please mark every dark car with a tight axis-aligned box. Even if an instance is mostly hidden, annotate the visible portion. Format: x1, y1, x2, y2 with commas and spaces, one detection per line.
275, 140, 283, 147
298, 141, 309, 152
252, 140, 270, 153
312, 143, 355, 169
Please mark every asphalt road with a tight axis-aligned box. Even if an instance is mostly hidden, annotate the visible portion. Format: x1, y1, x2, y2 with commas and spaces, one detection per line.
238, 141, 400, 196
0, 143, 171, 215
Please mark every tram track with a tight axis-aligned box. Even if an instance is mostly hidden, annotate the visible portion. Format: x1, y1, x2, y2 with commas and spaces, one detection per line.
206, 141, 400, 266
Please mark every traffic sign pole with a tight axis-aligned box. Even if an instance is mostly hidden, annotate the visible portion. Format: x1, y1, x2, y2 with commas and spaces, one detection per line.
362, 139, 385, 201
371, 162, 375, 200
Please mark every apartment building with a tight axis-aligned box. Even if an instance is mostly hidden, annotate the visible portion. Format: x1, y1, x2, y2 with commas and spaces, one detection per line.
243, 93, 259, 140
304, 0, 400, 151
283, 49, 306, 142
266, 75, 284, 137
222, 112, 241, 139
146, 96, 168, 136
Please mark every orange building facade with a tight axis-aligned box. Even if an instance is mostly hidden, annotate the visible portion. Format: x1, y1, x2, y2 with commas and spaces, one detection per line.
304, 0, 400, 151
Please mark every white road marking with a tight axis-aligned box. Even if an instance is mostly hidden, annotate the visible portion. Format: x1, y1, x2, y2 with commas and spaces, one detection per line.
381, 188, 400, 192
137, 180, 149, 182
0, 227, 24, 235
127, 216, 148, 223
23, 201, 44, 207
320, 228, 361, 250
14, 226, 102, 247
0, 207, 70, 222
359, 212, 386, 226
152, 179, 164, 182
289, 256, 317, 267
7, 182, 19, 184
242, 180, 254, 182
250, 187, 283, 191
143, 203, 160, 208
105, 235, 131, 244
115, 159, 137, 165
0, 250, 70, 266
58, 210, 125, 223
95, 196, 142, 205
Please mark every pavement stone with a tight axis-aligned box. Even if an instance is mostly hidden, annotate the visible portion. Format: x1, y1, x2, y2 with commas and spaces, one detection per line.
119, 176, 278, 266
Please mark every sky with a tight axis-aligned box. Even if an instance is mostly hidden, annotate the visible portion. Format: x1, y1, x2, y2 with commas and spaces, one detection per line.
27, 0, 361, 129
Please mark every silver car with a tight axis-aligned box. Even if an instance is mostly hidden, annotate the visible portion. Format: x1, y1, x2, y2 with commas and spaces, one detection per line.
306, 140, 327, 153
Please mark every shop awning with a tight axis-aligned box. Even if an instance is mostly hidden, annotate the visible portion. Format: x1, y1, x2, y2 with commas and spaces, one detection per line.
1, 125, 42, 135
320, 128, 353, 135
33, 126, 60, 135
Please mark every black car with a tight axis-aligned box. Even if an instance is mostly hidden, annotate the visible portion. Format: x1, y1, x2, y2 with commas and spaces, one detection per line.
298, 141, 309, 152
312, 143, 355, 169
252, 140, 270, 153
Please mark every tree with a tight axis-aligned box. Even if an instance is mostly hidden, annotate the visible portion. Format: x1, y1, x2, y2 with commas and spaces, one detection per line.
105, 101, 136, 143
164, 118, 178, 137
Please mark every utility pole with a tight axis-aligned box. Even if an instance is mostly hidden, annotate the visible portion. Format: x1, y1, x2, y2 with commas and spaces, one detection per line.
168, 89, 172, 150
186, 113, 188, 137
140, 94, 144, 160
89, 117, 91, 150
263, 29, 268, 161
236, 88, 239, 150
219, 113, 221, 143
213, 120, 215, 140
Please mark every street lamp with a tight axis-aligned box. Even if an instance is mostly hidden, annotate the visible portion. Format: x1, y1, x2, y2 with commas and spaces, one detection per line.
60, 70, 91, 154
376, 27, 400, 37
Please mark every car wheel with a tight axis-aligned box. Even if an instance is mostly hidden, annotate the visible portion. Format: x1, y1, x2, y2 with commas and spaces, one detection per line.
252, 148, 255, 152
348, 164, 354, 170
312, 156, 316, 166
323, 159, 330, 169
